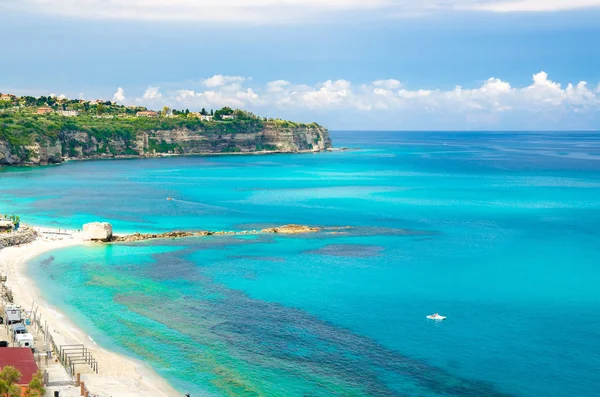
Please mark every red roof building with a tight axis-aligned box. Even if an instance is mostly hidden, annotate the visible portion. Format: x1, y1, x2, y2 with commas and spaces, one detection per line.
0, 347, 39, 385
36, 107, 54, 115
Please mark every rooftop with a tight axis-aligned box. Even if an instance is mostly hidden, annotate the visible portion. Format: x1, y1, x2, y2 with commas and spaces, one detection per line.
0, 347, 39, 384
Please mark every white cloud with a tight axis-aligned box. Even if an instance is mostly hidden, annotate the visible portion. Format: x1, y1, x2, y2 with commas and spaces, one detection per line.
3, 0, 599, 21
115, 72, 600, 128
141, 86, 162, 100
469, 0, 600, 12
203, 75, 246, 88
373, 79, 402, 90
125, 72, 599, 126
112, 87, 126, 103
266, 80, 291, 93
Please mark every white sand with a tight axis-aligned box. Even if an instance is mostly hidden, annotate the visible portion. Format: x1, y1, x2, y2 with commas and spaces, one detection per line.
0, 236, 181, 397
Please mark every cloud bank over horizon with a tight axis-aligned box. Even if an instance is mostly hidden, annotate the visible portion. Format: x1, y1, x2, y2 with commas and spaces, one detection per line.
4, 0, 600, 22
101, 72, 600, 129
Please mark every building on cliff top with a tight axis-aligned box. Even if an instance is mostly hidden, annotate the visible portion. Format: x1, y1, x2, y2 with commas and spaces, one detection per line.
190, 112, 213, 121
136, 110, 159, 118
36, 107, 53, 115
58, 110, 79, 117
0, 93, 16, 101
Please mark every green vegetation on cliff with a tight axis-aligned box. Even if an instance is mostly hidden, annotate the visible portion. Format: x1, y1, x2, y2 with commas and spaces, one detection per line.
0, 94, 332, 165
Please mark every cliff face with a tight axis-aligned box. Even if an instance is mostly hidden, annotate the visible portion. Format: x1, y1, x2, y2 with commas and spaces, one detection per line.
0, 125, 332, 166
0, 138, 62, 166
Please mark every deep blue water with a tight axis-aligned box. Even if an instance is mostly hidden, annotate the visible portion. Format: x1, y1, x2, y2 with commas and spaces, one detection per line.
2, 131, 600, 396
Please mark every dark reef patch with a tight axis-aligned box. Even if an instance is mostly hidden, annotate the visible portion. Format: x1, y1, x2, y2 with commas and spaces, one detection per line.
306, 244, 384, 258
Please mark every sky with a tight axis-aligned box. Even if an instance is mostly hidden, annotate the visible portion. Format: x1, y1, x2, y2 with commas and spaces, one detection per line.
1, 0, 599, 130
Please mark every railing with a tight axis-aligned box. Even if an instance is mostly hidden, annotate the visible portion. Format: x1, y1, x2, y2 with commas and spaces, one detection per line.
29, 305, 99, 377
59, 344, 99, 375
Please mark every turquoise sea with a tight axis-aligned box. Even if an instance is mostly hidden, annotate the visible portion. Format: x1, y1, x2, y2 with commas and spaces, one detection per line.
1, 131, 600, 397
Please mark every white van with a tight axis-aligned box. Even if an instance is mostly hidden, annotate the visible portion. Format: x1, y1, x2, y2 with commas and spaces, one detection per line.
15, 333, 34, 349
11, 323, 28, 340
4, 305, 22, 324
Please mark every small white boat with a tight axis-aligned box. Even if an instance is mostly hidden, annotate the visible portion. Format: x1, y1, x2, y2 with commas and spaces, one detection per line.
426, 313, 446, 321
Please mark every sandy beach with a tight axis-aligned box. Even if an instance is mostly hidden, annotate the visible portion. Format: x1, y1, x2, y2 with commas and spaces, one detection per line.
0, 233, 181, 397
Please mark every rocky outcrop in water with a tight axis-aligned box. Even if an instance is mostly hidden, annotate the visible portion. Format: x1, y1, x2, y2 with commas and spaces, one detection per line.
261, 225, 320, 234
83, 222, 113, 242
109, 224, 322, 243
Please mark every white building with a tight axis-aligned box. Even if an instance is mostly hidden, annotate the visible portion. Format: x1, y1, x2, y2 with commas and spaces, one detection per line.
0, 218, 13, 231
201, 115, 213, 121
221, 115, 235, 120
58, 110, 79, 117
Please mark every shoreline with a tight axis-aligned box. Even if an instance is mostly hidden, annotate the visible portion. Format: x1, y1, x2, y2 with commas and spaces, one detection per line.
0, 236, 181, 397
1, 146, 335, 168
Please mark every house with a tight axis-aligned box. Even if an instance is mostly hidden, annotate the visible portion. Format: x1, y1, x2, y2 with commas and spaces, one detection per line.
136, 111, 159, 118
0, 347, 41, 393
58, 110, 79, 117
36, 107, 53, 115
0, 93, 15, 101
0, 217, 13, 231
221, 115, 235, 120
201, 115, 213, 121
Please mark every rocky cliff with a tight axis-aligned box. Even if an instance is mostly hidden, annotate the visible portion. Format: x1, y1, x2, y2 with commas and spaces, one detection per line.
0, 124, 332, 166
0, 227, 38, 249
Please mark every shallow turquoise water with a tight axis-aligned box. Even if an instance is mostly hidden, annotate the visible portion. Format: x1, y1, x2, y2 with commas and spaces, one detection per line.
2, 132, 600, 396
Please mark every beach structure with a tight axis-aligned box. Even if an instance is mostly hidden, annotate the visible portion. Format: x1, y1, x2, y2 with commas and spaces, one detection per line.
0, 347, 40, 393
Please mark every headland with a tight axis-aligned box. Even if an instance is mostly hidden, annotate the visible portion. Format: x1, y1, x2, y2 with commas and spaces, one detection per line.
0, 94, 332, 166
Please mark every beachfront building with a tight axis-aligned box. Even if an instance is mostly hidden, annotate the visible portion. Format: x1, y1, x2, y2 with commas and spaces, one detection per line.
57, 110, 79, 117
0, 347, 41, 394
36, 107, 53, 115
136, 110, 159, 118
0, 217, 13, 232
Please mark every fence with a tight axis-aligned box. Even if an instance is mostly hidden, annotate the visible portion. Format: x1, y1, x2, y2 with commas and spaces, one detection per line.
30, 304, 99, 376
